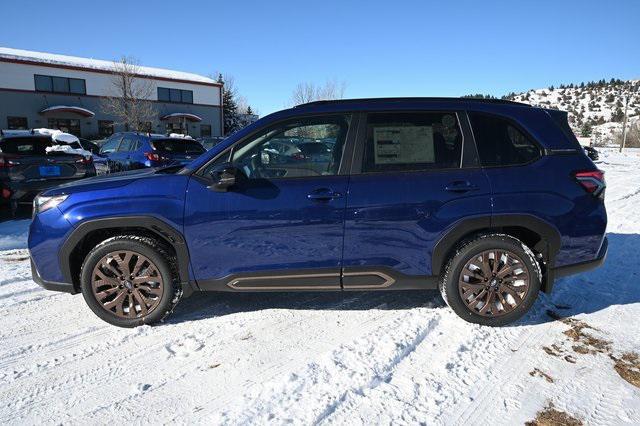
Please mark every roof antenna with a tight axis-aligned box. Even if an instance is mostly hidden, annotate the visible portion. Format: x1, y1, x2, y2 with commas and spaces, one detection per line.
30, 129, 35, 134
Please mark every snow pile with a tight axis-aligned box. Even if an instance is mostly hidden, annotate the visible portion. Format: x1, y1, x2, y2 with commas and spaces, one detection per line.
168, 133, 193, 139
45, 145, 92, 159
0, 149, 638, 424
0, 47, 216, 85
31, 128, 79, 144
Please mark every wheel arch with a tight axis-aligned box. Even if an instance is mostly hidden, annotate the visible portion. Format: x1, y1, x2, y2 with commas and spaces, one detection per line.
431, 214, 561, 293
60, 216, 191, 292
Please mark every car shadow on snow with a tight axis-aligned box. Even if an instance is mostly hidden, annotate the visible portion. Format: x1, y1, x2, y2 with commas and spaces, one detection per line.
516, 232, 640, 327
168, 233, 638, 327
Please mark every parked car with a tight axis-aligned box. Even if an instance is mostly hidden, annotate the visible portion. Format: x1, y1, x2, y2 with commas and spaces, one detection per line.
29, 98, 607, 328
98, 132, 206, 172
198, 136, 226, 151
0, 129, 95, 215
583, 145, 599, 161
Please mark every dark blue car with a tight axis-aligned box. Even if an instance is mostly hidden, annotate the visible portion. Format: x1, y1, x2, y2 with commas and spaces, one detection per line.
98, 132, 206, 172
28, 98, 607, 327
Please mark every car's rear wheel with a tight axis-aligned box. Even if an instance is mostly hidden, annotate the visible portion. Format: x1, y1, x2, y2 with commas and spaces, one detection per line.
80, 235, 180, 327
439, 233, 541, 326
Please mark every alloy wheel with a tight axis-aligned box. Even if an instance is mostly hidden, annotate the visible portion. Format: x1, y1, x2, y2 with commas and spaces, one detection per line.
91, 250, 164, 319
458, 249, 530, 317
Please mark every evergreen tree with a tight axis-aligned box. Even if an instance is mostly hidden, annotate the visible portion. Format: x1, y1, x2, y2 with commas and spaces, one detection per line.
246, 106, 253, 115
581, 121, 593, 137
611, 107, 624, 122
217, 73, 241, 135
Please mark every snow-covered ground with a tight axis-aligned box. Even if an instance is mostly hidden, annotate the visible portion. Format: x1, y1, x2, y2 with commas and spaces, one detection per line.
0, 149, 639, 425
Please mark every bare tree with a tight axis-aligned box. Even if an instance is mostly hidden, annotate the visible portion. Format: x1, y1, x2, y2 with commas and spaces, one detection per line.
101, 56, 156, 131
289, 79, 347, 106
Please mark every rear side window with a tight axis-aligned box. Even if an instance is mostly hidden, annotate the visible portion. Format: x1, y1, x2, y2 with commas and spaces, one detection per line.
151, 139, 206, 155
0, 137, 51, 155
362, 112, 462, 173
117, 135, 137, 152
469, 113, 541, 167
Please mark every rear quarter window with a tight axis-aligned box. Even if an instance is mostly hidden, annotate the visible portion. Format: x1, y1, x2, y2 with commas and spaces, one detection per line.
151, 139, 206, 154
468, 112, 541, 167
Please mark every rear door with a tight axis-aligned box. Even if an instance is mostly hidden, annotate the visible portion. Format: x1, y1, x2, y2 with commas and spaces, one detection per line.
113, 134, 137, 171
342, 110, 492, 287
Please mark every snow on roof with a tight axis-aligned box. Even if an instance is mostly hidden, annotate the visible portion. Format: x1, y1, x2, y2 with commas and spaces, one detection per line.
160, 112, 203, 122
0, 128, 80, 144
40, 105, 95, 117
0, 47, 217, 85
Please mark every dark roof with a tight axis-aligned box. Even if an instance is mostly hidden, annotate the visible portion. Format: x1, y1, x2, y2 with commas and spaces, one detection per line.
295, 97, 529, 108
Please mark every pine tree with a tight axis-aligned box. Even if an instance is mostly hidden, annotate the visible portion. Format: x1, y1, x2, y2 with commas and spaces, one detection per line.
581, 121, 593, 137
246, 106, 253, 115
217, 73, 241, 135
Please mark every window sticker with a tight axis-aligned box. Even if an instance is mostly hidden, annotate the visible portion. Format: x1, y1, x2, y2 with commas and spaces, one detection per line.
373, 126, 434, 164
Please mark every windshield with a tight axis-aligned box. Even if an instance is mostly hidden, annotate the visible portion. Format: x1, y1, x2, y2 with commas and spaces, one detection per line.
151, 139, 206, 155
0, 136, 52, 155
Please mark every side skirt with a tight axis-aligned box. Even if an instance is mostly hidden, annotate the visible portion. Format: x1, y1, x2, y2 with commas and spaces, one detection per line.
194, 266, 439, 292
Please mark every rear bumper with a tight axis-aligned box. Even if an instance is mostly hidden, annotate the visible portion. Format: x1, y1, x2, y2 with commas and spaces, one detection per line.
553, 236, 608, 278
30, 257, 76, 294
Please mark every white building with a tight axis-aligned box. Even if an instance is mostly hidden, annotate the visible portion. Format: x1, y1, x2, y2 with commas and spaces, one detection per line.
0, 47, 223, 138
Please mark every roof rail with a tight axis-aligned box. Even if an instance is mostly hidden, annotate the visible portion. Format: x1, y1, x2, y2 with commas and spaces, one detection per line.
295, 97, 529, 108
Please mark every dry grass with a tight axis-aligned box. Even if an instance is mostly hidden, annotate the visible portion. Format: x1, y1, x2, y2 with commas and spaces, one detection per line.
526, 403, 582, 426
529, 368, 554, 383
611, 352, 640, 388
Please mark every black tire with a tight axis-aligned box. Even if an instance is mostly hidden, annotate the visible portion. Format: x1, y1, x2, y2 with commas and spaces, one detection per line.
80, 235, 181, 327
439, 233, 542, 326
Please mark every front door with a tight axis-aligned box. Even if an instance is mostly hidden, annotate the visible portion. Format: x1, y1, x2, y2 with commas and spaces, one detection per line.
342, 111, 492, 287
184, 114, 355, 290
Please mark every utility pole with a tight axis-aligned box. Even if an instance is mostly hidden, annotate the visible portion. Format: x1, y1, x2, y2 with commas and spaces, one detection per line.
619, 95, 629, 153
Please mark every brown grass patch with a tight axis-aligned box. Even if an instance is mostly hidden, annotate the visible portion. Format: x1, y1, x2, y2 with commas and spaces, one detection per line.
529, 368, 554, 383
562, 319, 611, 355
611, 352, 640, 388
526, 403, 582, 426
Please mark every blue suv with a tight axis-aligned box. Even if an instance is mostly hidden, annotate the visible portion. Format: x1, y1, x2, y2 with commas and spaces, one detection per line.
28, 98, 607, 327
98, 132, 206, 172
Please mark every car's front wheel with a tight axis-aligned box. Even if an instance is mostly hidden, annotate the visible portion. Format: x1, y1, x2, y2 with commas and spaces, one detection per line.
80, 235, 180, 327
439, 233, 542, 326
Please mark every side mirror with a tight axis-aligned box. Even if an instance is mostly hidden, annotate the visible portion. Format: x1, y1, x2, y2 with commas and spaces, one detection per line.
208, 162, 244, 192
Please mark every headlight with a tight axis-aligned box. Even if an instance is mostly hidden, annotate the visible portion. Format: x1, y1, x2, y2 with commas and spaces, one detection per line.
33, 194, 69, 215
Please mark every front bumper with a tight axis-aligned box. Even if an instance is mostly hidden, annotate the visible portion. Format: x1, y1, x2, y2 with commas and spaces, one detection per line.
31, 257, 76, 294
553, 236, 608, 278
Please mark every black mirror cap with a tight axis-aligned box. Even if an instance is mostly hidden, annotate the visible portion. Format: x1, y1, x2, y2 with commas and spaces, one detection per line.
208, 162, 243, 192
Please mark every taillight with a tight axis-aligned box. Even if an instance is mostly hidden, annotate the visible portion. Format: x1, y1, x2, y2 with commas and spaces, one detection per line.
574, 170, 605, 197
1, 188, 11, 199
75, 156, 93, 165
145, 152, 161, 161
291, 152, 306, 161
0, 156, 18, 168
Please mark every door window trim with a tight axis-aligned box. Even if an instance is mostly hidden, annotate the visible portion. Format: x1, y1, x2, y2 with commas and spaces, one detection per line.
194, 113, 359, 182
349, 110, 471, 175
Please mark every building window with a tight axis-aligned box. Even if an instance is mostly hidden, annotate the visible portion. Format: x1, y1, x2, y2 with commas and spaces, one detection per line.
200, 124, 212, 137
157, 87, 194, 104
138, 122, 153, 133
34, 75, 86, 95
48, 118, 81, 137
98, 120, 114, 137
7, 117, 28, 130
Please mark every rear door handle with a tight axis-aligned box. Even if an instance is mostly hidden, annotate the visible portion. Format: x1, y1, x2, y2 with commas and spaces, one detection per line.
445, 181, 479, 193
307, 188, 342, 201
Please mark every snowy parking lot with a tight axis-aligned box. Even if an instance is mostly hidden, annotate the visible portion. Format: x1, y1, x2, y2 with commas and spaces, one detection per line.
0, 149, 639, 424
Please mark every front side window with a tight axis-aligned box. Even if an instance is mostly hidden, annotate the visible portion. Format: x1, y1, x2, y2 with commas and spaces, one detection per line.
468, 112, 541, 167
224, 115, 350, 179
100, 135, 121, 154
362, 112, 462, 173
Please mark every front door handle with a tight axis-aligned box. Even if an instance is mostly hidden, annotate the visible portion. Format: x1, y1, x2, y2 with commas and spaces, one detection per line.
445, 181, 479, 193
307, 188, 342, 201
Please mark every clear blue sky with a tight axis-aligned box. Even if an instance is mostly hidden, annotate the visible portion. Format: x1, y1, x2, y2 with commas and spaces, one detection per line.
2, 0, 639, 115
